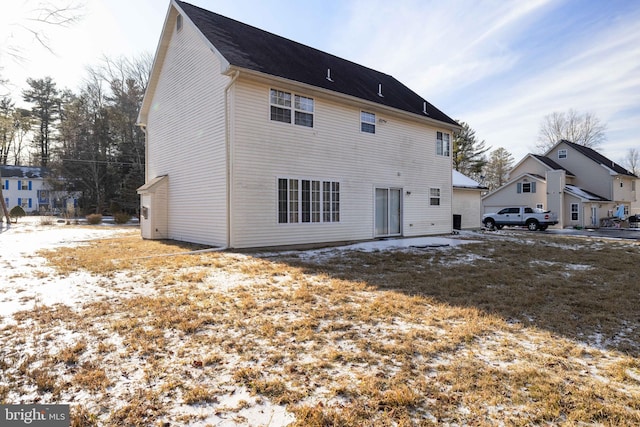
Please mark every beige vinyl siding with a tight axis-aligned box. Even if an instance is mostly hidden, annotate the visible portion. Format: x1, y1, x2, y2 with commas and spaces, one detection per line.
553, 142, 613, 200
146, 14, 228, 246
482, 178, 547, 214
613, 176, 636, 204
453, 188, 483, 229
229, 79, 451, 248
509, 156, 550, 180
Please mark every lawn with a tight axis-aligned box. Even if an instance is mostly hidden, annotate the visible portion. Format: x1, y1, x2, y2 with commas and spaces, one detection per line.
1, 225, 639, 426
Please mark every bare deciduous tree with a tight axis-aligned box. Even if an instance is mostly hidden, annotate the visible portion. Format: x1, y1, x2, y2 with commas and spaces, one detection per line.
623, 147, 639, 176
536, 109, 607, 153
1, 1, 84, 61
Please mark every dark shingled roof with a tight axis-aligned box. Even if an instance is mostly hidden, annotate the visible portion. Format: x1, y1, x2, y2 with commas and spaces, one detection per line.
175, 1, 458, 127
0, 165, 46, 179
531, 154, 576, 177
558, 140, 637, 178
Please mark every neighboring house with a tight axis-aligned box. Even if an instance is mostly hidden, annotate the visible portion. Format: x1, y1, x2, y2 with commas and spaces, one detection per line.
1, 165, 81, 216
1, 166, 47, 213
482, 140, 638, 228
452, 170, 487, 230
137, 1, 461, 248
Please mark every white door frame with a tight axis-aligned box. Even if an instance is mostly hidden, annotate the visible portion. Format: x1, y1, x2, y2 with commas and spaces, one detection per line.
374, 187, 402, 237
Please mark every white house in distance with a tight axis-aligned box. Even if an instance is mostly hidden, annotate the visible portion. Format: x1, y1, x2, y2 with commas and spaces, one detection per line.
482, 140, 638, 228
1, 165, 81, 216
1, 165, 47, 213
452, 170, 486, 230
137, 1, 461, 248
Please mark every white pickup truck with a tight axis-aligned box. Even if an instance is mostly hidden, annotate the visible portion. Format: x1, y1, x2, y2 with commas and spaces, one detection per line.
482, 207, 558, 231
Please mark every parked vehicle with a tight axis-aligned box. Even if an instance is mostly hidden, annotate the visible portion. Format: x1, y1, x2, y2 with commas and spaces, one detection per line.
482, 207, 558, 231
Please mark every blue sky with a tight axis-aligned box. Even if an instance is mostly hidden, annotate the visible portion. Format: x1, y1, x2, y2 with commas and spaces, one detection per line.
1, 0, 639, 166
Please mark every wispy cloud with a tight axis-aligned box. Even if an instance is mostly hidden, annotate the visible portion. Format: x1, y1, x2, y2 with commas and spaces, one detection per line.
328, 0, 640, 163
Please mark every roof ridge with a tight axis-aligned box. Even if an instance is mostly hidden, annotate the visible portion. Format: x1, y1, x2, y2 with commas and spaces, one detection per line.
174, 0, 459, 127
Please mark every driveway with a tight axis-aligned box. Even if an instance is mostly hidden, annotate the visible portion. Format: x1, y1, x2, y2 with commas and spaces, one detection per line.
546, 227, 640, 241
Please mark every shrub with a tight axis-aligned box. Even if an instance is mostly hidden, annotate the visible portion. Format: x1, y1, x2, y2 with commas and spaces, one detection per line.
86, 214, 103, 225
113, 212, 131, 224
39, 216, 55, 226
9, 205, 26, 223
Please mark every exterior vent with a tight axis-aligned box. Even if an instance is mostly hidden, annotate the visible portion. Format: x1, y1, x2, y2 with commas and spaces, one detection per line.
378, 83, 383, 97
423, 101, 429, 115
326, 68, 334, 82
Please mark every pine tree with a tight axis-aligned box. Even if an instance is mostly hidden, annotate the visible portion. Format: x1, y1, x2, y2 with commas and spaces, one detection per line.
23, 77, 60, 167
453, 121, 489, 180
484, 148, 514, 190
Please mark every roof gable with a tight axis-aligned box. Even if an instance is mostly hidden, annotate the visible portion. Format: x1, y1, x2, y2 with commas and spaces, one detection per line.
552, 140, 637, 178
174, 1, 458, 127
481, 172, 545, 200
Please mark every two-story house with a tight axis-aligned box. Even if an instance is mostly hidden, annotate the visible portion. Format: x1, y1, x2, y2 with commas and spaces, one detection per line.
137, 1, 461, 248
1, 165, 48, 214
482, 140, 638, 228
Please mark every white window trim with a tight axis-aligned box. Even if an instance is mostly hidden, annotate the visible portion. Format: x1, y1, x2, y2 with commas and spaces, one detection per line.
436, 132, 450, 157
571, 203, 579, 221
278, 177, 340, 224
558, 149, 567, 159
269, 89, 314, 128
361, 111, 376, 134
429, 187, 441, 206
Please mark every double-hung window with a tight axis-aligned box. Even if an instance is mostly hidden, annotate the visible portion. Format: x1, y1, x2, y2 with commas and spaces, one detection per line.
279, 178, 339, 223
270, 89, 314, 127
436, 132, 450, 156
558, 149, 567, 159
517, 181, 536, 193
571, 203, 579, 221
429, 188, 441, 206
294, 95, 314, 127
361, 111, 375, 134
270, 89, 292, 124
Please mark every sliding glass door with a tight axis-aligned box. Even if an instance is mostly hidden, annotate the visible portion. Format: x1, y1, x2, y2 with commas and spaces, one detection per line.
375, 188, 401, 236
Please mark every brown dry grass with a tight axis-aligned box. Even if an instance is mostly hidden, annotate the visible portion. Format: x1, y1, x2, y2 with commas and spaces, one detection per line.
1, 231, 639, 426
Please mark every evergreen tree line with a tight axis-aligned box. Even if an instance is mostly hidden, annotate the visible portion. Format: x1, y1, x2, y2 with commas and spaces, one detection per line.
0, 53, 152, 215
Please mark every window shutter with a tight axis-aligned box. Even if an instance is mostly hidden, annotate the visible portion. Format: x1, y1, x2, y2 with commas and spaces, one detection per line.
28, 199, 32, 208
517, 183, 522, 193
28, 181, 32, 190
18, 181, 22, 190
531, 182, 536, 193
18, 198, 21, 206
4, 180, 8, 190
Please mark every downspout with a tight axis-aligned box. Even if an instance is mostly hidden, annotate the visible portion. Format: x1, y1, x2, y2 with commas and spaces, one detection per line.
224, 70, 240, 249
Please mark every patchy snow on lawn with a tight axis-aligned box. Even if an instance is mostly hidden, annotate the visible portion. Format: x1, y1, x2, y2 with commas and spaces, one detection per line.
0, 218, 141, 325
3, 218, 638, 426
